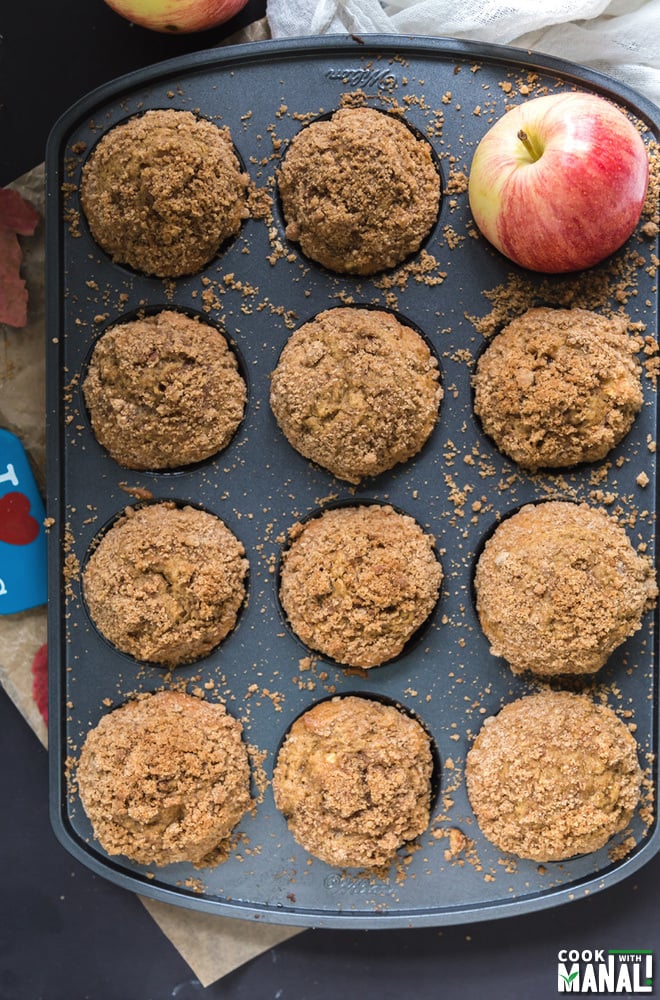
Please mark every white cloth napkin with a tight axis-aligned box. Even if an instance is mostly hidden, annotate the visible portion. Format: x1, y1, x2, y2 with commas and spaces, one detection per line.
266, 0, 660, 106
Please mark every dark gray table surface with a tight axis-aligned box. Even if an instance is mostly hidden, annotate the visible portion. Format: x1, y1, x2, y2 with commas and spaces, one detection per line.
1, 3, 658, 997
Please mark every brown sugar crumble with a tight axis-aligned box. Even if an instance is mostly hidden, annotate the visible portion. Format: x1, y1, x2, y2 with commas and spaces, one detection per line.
466, 691, 643, 862
277, 106, 441, 275
279, 504, 443, 668
82, 309, 246, 470
272, 695, 433, 870
474, 500, 657, 678
270, 306, 442, 484
76, 690, 253, 868
473, 307, 644, 471
80, 109, 249, 277
82, 502, 248, 667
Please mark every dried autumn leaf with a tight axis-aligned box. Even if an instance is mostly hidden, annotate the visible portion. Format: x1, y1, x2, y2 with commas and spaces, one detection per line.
0, 188, 40, 328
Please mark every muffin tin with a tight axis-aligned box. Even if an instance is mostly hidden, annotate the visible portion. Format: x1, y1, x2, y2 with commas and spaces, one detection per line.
46, 35, 660, 928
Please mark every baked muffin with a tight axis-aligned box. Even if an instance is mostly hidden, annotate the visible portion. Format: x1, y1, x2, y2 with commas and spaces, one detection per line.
272, 695, 433, 868
277, 107, 440, 275
465, 691, 642, 862
83, 502, 248, 667
474, 500, 657, 677
473, 307, 643, 470
77, 690, 252, 867
83, 310, 246, 470
80, 109, 249, 277
270, 307, 441, 483
279, 504, 442, 668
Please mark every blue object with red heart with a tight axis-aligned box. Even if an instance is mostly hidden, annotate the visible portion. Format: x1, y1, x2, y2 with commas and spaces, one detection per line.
0, 428, 47, 614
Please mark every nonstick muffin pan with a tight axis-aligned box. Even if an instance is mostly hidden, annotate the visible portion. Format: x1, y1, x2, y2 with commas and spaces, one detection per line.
45, 34, 660, 928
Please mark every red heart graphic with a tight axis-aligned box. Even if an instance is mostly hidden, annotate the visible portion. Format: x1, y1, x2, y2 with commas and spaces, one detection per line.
0, 491, 40, 545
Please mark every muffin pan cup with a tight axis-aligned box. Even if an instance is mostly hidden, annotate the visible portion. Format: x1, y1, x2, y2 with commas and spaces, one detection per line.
46, 35, 660, 928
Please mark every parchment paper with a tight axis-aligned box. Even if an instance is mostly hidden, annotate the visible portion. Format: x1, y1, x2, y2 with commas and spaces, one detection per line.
0, 16, 304, 989
0, 163, 49, 751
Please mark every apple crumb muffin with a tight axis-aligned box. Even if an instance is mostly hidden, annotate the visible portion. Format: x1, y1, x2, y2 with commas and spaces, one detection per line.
474, 500, 657, 677
270, 307, 441, 484
272, 695, 433, 869
77, 690, 252, 867
83, 502, 248, 667
83, 310, 246, 470
80, 108, 249, 277
473, 307, 643, 470
279, 504, 442, 668
277, 107, 440, 275
466, 691, 642, 862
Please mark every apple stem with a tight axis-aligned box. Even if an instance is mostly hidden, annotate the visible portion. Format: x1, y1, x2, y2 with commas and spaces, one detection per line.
517, 128, 542, 162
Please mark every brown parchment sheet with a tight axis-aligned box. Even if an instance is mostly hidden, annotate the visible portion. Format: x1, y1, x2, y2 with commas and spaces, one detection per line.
0, 16, 305, 988
0, 163, 49, 751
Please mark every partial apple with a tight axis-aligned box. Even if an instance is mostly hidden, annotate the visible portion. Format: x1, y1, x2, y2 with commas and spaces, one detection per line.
468, 92, 649, 273
103, 0, 250, 33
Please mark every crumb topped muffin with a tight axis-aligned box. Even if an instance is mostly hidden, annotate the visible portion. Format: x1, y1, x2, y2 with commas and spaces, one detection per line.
466, 691, 642, 862
80, 109, 249, 277
83, 310, 246, 470
272, 695, 433, 868
83, 502, 248, 667
473, 307, 643, 471
270, 307, 441, 483
277, 107, 440, 275
77, 690, 252, 867
279, 504, 442, 668
474, 500, 657, 677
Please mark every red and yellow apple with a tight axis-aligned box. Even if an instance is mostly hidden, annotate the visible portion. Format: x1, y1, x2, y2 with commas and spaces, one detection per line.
467, 91, 649, 273
103, 0, 250, 33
